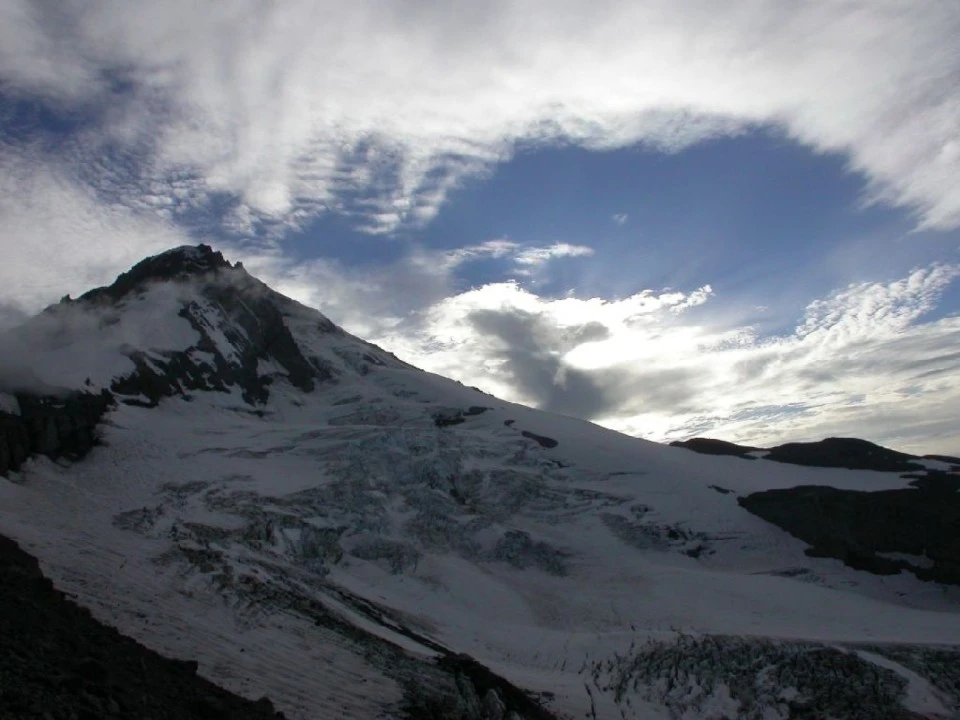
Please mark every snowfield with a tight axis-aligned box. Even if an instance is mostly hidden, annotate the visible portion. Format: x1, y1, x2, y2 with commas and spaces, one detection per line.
1, 246, 958, 719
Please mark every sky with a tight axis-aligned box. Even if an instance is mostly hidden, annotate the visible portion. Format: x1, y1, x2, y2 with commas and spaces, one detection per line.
1, 0, 960, 454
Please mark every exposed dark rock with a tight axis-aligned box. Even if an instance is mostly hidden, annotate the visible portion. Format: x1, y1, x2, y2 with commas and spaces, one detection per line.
49, 245, 334, 408
765, 437, 924, 472
433, 406, 492, 427
0, 391, 113, 477
77, 244, 232, 304
109, 269, 322, 406
670, 437, 761, 458
739, 483, 960, 585
433, 411, 466, 427
672, 435, 947, 474
0, 533, 285, 719
922, 453, 960, 465
520, 430, 558, 449
904, 472, 960, 493
708, 484, 733, 495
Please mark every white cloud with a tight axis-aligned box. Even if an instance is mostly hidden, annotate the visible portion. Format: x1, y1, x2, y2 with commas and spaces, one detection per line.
239, 239, 597, 340
0, 0, 957, 234
2, 0, 960, 455
0, 145, 193, 314
345, 262, 960, 455
419, 239, 595, 277
612, 213, 628, 226
514, 243, 594, 268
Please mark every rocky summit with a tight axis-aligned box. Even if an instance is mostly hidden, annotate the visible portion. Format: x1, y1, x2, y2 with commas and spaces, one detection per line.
1, 245, 959, 720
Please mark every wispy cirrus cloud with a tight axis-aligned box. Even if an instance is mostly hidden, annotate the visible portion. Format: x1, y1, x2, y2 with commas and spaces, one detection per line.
513, 243, 594, 272
0, 0, 958, 238
432, 239, 594, 276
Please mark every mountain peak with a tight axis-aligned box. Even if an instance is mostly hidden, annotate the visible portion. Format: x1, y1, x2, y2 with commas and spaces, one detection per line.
4, 243, 410, 411
78, 244, 235, 304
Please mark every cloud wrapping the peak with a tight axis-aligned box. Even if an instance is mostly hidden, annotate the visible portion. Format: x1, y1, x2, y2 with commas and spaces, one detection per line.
0, 0, 958, 234
0, 145, 191, 314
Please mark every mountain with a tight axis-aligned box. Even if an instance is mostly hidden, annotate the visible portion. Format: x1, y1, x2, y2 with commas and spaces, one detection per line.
671, 435, 960, 472
1, 245, 959, 720
673, 437, 960, 586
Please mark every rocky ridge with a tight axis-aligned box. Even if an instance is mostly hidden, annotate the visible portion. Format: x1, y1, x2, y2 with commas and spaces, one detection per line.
0, 391, 112, 476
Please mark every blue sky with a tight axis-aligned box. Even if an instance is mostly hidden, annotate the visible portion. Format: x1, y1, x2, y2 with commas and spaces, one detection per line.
1, 0, 959, 452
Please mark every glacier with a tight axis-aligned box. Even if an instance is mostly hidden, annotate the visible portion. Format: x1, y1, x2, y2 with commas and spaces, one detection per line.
0, 245, 958, 719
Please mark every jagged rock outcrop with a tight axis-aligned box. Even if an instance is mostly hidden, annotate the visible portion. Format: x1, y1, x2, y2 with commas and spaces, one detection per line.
0, 391, 113, 477
78, 244, 234, 303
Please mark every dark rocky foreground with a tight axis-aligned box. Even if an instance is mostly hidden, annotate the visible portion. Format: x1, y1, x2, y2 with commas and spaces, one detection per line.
0, 533, 286, 720
0, 529, 560, 720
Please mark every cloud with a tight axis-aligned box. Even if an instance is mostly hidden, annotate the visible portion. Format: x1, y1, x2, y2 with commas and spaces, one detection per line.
236, 238, 598, 342
349, 262, 960, 454
513, 243, 594, 270
2, 0, 960, 456
367, 277, 715, 412
0, 301, 30, 333
0, 0, 958, 235
612, 213, 628, 226
0, 144, 194, 313
426, 239, 595, 277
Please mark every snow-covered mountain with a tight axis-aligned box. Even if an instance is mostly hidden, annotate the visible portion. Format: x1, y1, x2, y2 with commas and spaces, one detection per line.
1, 245, 958, 719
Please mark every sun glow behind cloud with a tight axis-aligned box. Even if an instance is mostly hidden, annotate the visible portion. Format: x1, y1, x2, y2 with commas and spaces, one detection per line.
375, 264, 960, 454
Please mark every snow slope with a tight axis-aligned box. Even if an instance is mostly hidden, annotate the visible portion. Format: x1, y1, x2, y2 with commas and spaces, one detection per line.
1, 246, 958, 719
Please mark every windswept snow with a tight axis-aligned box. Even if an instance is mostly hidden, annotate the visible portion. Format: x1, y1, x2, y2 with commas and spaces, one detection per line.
0, 283, 199, 391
